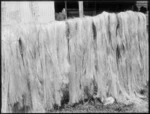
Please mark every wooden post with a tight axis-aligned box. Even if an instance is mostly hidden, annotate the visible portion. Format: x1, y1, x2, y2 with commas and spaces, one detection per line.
65, 1, 67, 18
94, 1, 96, 16
78, 1, 84, 17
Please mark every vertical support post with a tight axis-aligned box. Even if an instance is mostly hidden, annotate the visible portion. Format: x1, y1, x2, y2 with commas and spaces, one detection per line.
94, 1, 96, 15
65, 1, 67, 18
79, 1, 84, 17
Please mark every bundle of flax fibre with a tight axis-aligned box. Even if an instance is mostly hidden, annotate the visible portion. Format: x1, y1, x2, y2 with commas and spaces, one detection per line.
136, 12, 149, 85
19, 24, 45, 112
116, 11, 148, 104
2, 11, 148, 112
66, 18, 84, 104
79, 16, 95, 101
92, 12, 112, 102
106, 13, 120, 102
91, 11, 148, 105
2, 25, 31, 113
2, 22, 70, 112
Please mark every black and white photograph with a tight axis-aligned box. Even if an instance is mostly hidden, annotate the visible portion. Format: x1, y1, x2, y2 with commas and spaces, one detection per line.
1, 0, 149, 113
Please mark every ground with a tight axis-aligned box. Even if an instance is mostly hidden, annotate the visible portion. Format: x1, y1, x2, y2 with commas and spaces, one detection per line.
49, 83, 149, 113
49, 99, 148, 113
8, 82, 149, 113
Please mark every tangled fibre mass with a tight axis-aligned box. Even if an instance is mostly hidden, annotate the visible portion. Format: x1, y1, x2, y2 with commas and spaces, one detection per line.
2, 11, 149, 112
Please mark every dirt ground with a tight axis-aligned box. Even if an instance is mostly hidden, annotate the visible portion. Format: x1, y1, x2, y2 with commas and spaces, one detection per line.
49, 84, 149, 113
48, 99, 148, 113
9, 82, 149, 113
